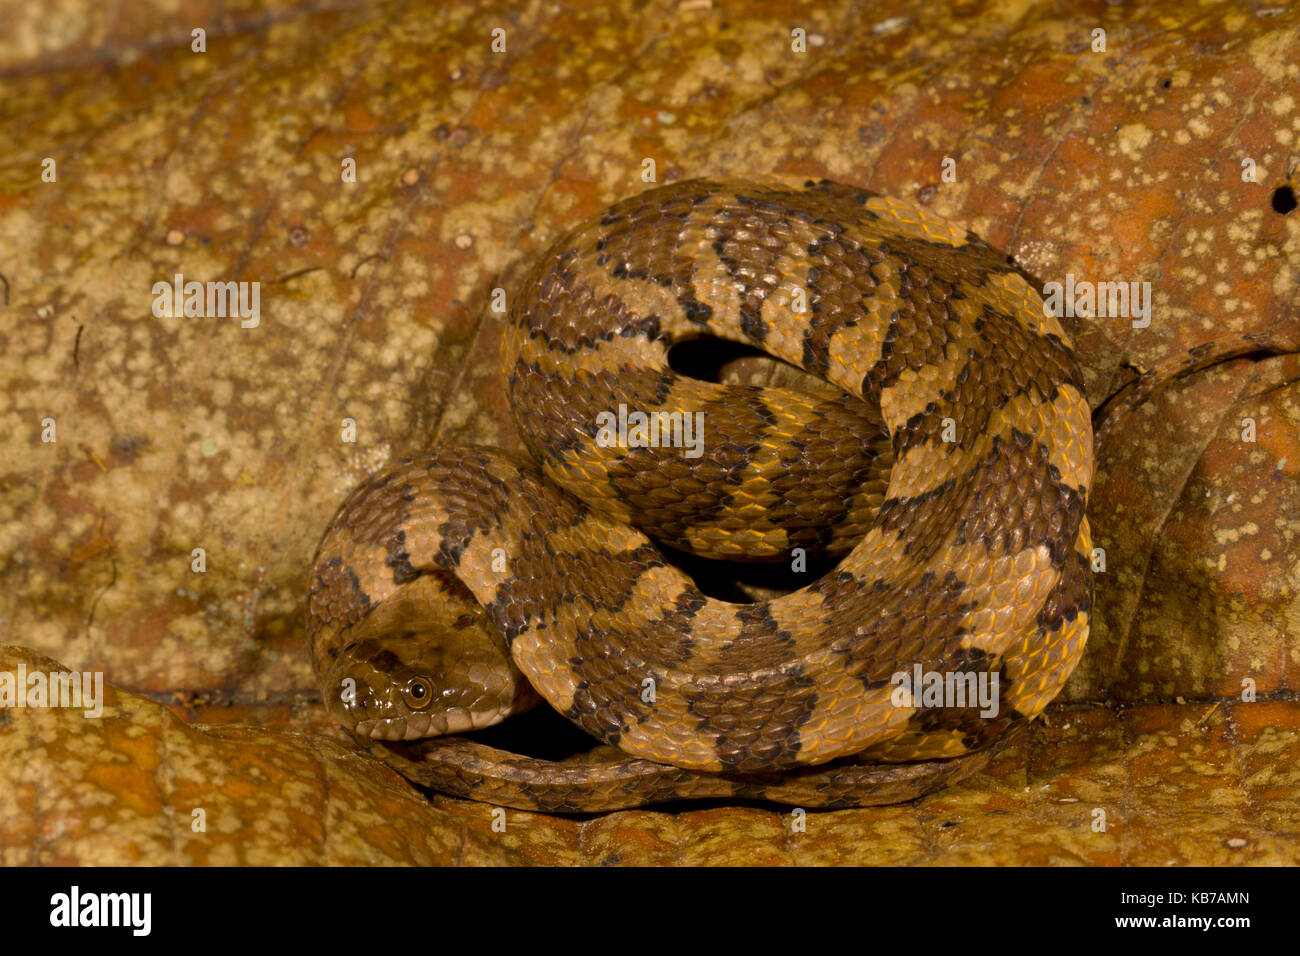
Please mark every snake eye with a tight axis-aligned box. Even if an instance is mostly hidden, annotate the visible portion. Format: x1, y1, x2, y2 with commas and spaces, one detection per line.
403, 677, 434, 710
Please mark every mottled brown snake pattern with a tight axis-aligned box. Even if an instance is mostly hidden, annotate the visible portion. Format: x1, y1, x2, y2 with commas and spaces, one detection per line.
307, 177, 1286, 813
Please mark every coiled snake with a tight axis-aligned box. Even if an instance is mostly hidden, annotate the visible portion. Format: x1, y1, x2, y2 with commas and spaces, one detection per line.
309, 177, 1173, 812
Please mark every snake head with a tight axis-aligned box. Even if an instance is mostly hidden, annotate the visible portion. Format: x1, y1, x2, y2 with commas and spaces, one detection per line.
319, 602, 541, 742
322, 639, 462, 741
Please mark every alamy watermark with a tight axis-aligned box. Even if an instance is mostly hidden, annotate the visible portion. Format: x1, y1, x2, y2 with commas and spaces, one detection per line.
890, 664, 1000, 718
152, 272, 260, 328
0, 664, 103, 718
49, 886, 150, 936
1042, 273, 1151, 329
595, 403, 704, 458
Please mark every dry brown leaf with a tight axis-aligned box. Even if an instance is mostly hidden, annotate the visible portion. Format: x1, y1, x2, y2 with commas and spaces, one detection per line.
1, 0, 1297, 864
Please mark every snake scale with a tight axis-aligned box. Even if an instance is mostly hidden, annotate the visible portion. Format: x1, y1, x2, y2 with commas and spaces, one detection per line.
308, 176, 1101, 812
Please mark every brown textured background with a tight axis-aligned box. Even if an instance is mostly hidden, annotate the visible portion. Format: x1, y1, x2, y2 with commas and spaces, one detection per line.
1, 0, 1298, 865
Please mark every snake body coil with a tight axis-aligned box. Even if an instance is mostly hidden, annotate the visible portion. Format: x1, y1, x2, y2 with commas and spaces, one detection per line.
308, 178, 1094, 811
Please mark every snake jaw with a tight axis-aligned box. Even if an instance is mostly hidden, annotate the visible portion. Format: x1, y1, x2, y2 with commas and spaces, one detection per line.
356, 712, 448, 741
356, 705, 510, 741
355, 705, 515, 740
